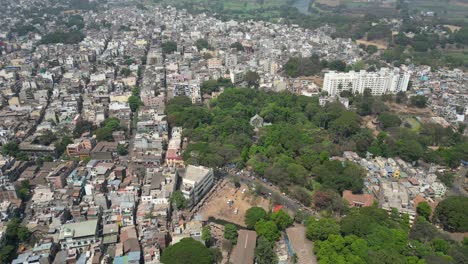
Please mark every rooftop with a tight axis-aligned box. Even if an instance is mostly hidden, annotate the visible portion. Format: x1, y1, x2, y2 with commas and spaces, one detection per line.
59, 219, 98, 239
181, 165, 212, 183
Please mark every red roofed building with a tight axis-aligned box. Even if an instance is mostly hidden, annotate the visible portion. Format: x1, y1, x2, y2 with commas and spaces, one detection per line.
165, 149, 184, 166
343, 190, 374, 208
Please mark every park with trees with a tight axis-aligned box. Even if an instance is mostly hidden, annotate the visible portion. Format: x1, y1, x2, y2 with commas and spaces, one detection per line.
308, 205, 468, 264
166, 88, 467, 200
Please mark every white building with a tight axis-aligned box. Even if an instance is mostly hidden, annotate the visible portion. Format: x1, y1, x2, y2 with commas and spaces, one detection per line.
323, 68, 411, 96
179, 165, 214, 207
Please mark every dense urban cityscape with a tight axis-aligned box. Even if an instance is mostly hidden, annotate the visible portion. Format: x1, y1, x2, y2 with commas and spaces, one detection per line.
0, 0, 467, 264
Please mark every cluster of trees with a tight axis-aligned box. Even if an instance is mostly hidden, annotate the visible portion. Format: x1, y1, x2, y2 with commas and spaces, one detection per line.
244, 207, 293, 241
40, 30, 84, 44
230, 41, 244, 51
283, 55, 347, 77
162, 41, 177, 54
200, 78, 233, 95
167, 89, 467, 201
195, 38, 212, 51
1, 142, 28, 161
224, 224, 238, 244
128, 86, 143, 112
243, 207, 292, 264
341, 90, 467, 167
16, 180, 30, 201
309, 206, 468, 264
433, 196, 468, 232
95, 117, 123, 142
73, 120, 96, 138
160, 238, 214, 264
65, 15, 85, 29
0, 219, 31, 263
385, 26, 468, 68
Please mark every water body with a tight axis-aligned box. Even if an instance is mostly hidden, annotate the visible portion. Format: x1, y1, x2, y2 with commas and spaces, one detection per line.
292, 0, 311, 15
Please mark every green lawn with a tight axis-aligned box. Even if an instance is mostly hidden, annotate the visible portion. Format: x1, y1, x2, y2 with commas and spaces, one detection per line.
403, 117, 422, 132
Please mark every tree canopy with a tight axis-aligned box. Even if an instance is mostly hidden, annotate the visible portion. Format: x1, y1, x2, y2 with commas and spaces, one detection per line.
245, 207, 268, 229
255, 219, 280, 242
255, 236, 278, 264
160, 238, 213, 264
170, 190, 188, 210
306, 217, 340, 241
270, 209, 293, 230
162, 41, 177, 54
224, 224, 238, 244
434, 196, 468, 232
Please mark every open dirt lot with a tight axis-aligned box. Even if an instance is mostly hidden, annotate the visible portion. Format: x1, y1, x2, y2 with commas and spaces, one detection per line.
387, 103, 435, 120
356, 39, 388, 49
196, 179, 270, 227
286, 225, 317, 264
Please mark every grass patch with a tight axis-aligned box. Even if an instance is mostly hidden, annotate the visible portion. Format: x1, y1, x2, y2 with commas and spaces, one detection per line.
402, 117, 422, 132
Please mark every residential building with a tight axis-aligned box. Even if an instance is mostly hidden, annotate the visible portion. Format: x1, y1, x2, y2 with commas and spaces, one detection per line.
323, 68, 411, 96
179, 165, 214, 207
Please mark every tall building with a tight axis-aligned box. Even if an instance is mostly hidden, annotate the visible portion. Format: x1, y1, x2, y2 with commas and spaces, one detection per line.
179, 165, 214, 207
323, 68, 411, 96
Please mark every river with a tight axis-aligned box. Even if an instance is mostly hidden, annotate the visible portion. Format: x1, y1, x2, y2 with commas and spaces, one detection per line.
292, 0, 311, 15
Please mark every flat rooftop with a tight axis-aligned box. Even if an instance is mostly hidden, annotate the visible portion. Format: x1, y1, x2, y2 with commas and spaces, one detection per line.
182, 165, 211, 183
59, 219, 98, 239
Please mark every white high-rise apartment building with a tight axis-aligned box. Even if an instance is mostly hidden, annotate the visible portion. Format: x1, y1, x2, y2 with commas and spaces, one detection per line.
323, 68, 411, 96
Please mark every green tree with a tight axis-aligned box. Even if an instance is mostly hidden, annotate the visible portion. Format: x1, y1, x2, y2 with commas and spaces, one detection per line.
230, 42, 244, 51
2, 142, 19, 157
397, 139, 424, 162
417, 201, 432, 221
255, 219, 280, 242
0, 245, 16, 263
128, 95, 142, 112
94, 127, 114, 141
202, 225, 211, 246
255, 236, 279, 264
18, 226, 31, 242
434, 196, 468, 232
209, 247, 222, 264
162, 41, 177, 54
16, 180, 30, 201
161, 237, 213, 264
366, 45, 378, 54
195, 38, 210, 51
117, 144, 128, 156
437, 172, 455, 188
55, 136, 73, 156
245, 207, 268, 229
170, 190, 188, 210
306, 217, 340, 241
102, 117, 121, 131
410, 95, 428, 108
73, 120, 96, 138
270, 209, 293, 230
328, 60, 347, 71
378, 112, 402, 129
224, 224, 238, 244
431, 238, 450, 254
289, 187, 312, 206
120, 68, 132, 77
